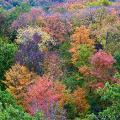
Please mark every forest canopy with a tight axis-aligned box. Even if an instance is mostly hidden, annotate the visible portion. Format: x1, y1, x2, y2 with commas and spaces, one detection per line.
0, 0, 120, 120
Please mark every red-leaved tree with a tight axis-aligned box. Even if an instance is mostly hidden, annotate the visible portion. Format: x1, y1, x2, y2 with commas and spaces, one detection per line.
24, 76, 65, 116
91, 50, 115, 82
44, 14, 72, 43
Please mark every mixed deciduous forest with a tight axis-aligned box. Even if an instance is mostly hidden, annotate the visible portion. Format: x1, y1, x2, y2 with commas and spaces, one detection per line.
0, 0, 120, 120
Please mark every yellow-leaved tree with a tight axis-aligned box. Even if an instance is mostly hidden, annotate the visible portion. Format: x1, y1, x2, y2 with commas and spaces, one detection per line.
4, 64, 38, 105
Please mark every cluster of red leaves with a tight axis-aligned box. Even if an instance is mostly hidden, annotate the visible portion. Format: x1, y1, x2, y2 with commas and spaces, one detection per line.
24, 76, 65, 115
79, 51, 117, 89
91, 50, 115, 77
43, 14, 72, 42
90, 50, 116, 85
24, 75, 89, 115
90, 82, 104, 89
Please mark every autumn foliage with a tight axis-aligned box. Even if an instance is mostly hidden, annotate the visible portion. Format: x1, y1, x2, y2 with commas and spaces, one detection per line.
4, 64, 38, 104
1, 1, 120, 120
70, 26, 94, 65
66, 2, 84, 11
15, 35, 44, 75
24, 75, 89, 117
44, 14, 72, 42
91, 50, 115, 81
12, 8, 45, 29
24, 76, 67, 116
44, 52, 63, 81
72, 87, 89, 112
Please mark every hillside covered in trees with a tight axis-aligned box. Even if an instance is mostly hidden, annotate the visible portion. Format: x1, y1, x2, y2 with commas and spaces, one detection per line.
0, 0, 120, 120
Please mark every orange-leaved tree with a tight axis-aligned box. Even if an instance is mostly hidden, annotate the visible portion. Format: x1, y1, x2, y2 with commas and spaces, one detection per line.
69, 26, 94, 76
72, 87, 89, 112
4, 64, 38, 105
